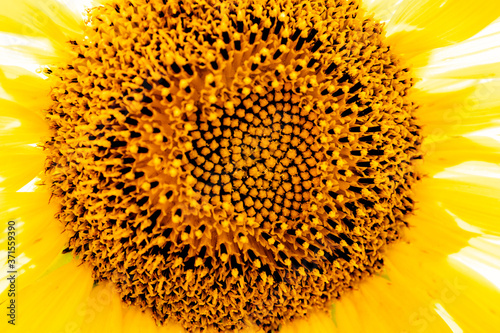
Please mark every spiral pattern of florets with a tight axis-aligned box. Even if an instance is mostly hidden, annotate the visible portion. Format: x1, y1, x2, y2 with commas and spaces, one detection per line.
44, 0, 422, 331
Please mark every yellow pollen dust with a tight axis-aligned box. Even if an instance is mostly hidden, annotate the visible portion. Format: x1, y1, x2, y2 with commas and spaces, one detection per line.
43, 0, 422, 332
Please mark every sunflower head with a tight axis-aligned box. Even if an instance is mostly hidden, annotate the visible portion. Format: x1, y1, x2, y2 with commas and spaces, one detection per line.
42, 0, 422, 331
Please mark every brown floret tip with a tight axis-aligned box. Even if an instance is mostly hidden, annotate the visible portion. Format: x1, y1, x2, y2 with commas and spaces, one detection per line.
44, 0, 422, 331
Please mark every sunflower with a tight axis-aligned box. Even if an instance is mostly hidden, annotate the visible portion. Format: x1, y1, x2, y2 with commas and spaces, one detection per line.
1, 0, 500, 332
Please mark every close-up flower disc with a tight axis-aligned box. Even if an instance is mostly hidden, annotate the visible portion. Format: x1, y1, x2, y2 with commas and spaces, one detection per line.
44, 0, 422, 331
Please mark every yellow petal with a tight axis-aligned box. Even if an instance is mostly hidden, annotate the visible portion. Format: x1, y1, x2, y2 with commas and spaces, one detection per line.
385, 235, 500, 332
124, 307, 184, 333
414, 30, 500, 78
0, 65, 51, 108
362, 0, 402, 22
414, 79, 500, 137
443, 256, 500, 332
0, 191, 67, 303
0, 0, 83, 48
0, 99, 48, 147
425, 175, 500, 235
0, 146, 45, 191
386, 0, 500, 57
80, 282, 124, 333
0, 260, 93, 332
420, 136, 500, 176
280, 310, 336, 333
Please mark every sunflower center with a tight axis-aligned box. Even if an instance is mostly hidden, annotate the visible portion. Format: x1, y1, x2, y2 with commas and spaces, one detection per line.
186, 87, 323, 225
44, 0, 422, 331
